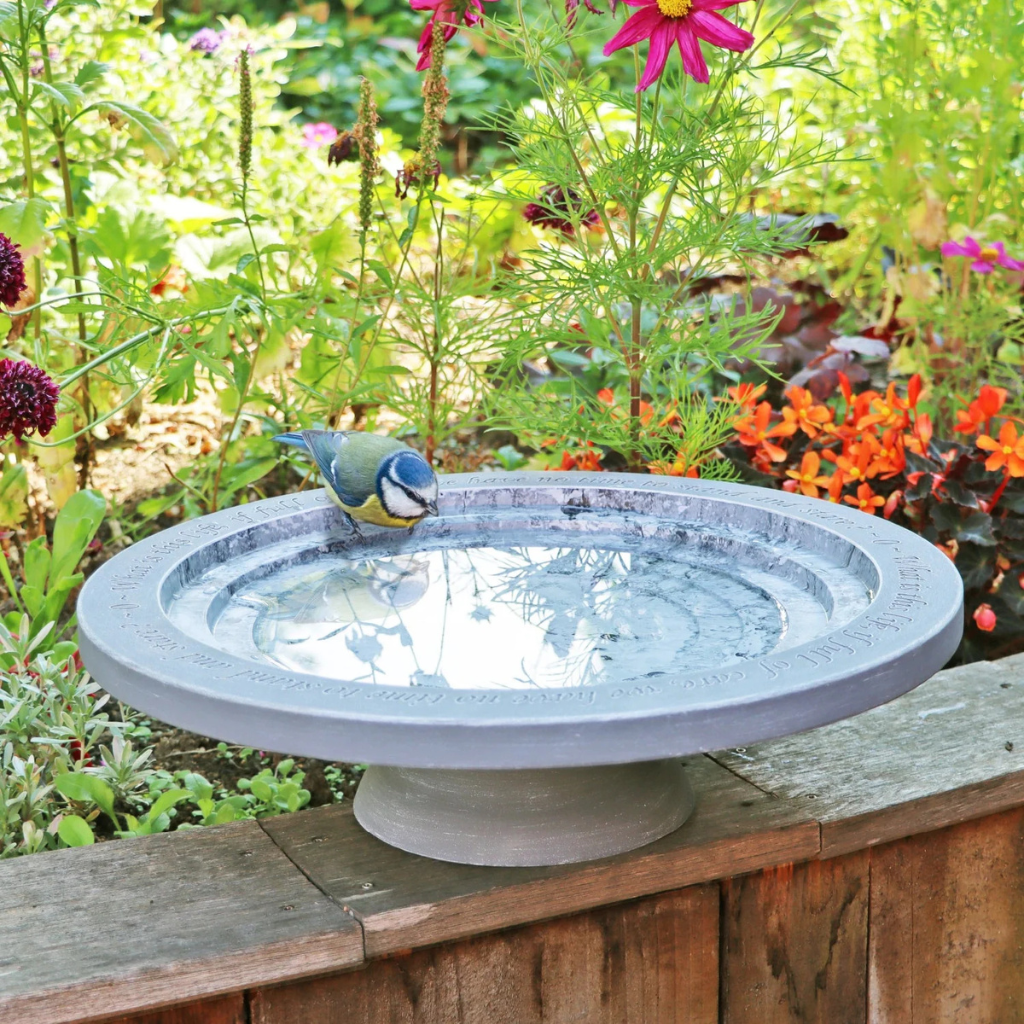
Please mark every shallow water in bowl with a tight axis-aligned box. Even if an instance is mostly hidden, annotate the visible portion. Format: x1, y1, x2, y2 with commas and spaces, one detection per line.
200, 544, 827, 690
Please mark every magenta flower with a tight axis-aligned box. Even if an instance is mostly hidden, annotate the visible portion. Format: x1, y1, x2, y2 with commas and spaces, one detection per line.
604, 0, 754, 91
411, 0, 498, 71
0, 233, 26, 308
302, 122, 338, 149
0, 359, 59, 442
941, 236, 1024, 275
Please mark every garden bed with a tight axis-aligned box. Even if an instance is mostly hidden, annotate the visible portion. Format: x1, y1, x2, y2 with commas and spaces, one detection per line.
3, 651, 1024, 1024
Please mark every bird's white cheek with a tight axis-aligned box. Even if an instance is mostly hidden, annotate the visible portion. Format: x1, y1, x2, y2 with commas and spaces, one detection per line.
381, 479, 425, 519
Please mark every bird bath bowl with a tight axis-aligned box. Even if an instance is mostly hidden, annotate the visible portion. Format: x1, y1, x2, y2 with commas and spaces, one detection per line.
78, 473, 962, 866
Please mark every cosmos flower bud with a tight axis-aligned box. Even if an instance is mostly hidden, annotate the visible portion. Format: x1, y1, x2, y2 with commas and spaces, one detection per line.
0, 359, 59, 441
0, 233, 27, 307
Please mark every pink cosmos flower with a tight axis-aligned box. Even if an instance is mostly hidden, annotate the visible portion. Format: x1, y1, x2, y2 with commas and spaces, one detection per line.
411, 0, 498, 71
941, 236, 1024, 275
603, 0, 754, 91
302, 122, 338, 149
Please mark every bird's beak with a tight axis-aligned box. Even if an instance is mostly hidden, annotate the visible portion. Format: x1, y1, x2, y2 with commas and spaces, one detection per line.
425, 501, 439, 517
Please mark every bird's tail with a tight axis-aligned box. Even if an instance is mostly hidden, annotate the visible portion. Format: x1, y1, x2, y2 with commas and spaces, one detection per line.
273, 432, 310, 452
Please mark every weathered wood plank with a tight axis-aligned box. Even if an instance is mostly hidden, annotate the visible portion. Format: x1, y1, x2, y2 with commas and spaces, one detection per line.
93, 994, 246, 1024
261, 754, 819, 958
251, 885, 719, 1024
0, 820, 363, 1024
721, 852, 869, 1024
868, 806, 1024, 1024
713, 659, 1024, 857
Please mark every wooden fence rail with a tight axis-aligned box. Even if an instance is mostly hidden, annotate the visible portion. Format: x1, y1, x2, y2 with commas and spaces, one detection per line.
4, 654, 1024, 1024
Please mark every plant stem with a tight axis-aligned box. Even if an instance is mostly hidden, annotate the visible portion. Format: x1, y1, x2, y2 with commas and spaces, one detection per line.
59, 307, 232, 387
627, 64, 644, 470
426, 203, 443, 465
13, 3, 42, 340
38, 21, 93, 483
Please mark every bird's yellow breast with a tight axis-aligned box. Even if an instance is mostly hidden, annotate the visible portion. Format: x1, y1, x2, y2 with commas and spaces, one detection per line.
327, 488, 422, 528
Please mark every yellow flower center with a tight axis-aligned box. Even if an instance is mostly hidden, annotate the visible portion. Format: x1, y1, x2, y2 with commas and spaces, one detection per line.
656, 0, 693, 17
979, 246, 999, 261
1003, 445, 1013, 455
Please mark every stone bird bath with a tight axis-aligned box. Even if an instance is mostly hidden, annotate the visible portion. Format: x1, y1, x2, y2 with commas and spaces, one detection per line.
78, 473, 963, 866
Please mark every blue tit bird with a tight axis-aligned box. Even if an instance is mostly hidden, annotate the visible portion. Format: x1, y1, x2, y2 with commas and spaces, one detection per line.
274, 429, 439, 529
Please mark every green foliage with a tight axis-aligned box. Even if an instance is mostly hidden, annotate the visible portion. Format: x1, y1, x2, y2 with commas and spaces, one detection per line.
1, 488, 103, 651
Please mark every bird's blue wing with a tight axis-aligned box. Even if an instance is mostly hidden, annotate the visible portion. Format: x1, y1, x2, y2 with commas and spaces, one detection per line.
300, 430, 374, 508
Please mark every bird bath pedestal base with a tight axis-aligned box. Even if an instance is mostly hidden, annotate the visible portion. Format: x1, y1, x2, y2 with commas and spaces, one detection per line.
353, 760, 694, 866
77, 472, 963, 868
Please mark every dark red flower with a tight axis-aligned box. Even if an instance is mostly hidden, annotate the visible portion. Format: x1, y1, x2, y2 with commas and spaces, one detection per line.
327, 130, 358, 166
395, 158, 441, 199
523, 185, 600, 237
0, 233, 27, 307
0, 359, 60, 441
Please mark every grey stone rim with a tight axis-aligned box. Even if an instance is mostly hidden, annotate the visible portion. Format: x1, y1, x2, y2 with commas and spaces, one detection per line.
77, 473, 964, 769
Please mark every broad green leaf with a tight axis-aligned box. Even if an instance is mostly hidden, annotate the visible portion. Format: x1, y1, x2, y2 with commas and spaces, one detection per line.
58, 815, 95, 847
20, 585, 44, 618
0, 463, 29, 528
179, 772, 214, 802
145, 788, 190, 822
49, 488, 104, 586
98, 101, 178, 166
40, 571, 84, 626
249, 778, 274, 802
74, 60, 110, 88
220, 458, 277, 497
0, 198, 51, 252
33, 80, 85, 110
23, 536, 50, 593
55, 772, 117, 821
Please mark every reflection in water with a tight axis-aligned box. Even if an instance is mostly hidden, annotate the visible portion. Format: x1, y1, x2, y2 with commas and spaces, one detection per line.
217, 545, 785, 690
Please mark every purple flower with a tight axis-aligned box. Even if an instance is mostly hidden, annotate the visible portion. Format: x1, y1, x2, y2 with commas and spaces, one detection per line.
523, 185, 601, 237
302, 122, 338, 149
941, 236, 1024, 275
189, 28, 224, 54
0, 233, 26, 308
0, 360, 59, 441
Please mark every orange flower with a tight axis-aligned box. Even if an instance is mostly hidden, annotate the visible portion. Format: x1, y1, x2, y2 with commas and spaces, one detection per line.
597, 389, 655, 426
955, 384, 1008, 434
856, 382, 910, 432
844, 482, 885, 514
835, 436, 881, 483
724, 382, 767, 409
874, 428, 906, 478
976, 422, 1024, 476
826, 471, 845, 503
650, 455, 699, 477
785, 451, 831, 498
905, 412, 932, 455
782, 386, 833, 438
559, 442, 603, 471
882, 489, 903, 520
734, 401, 796, 460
